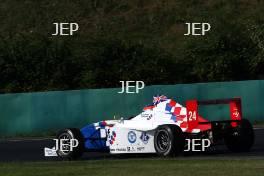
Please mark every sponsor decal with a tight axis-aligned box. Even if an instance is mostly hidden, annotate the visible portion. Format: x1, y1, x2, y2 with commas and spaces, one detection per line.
44, 147, 57, 157
141, 113, 150, 118
137, 147, 145, 151
140, 132, 150, 144
127, 131, 137, 143
141, 113, 152, 120
127, 146, 136, 152
116, 148, 127, 152
147, 114, 152, 120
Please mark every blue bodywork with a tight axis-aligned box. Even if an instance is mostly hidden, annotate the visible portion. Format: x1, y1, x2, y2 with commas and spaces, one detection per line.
80, 122, 108, 151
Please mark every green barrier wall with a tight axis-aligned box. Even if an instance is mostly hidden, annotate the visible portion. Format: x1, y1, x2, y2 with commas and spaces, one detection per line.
0, 80, 264, 136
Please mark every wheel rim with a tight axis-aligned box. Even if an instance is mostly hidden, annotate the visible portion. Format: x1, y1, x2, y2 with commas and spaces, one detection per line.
58, 132, 73, 155
157, 130, 170, 152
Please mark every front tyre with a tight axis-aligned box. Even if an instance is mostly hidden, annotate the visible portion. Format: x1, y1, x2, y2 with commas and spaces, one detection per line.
56, 128, 84, 160
154, 125, 184, 156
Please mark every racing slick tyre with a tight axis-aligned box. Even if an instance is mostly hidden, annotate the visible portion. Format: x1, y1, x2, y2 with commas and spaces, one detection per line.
154, 125, 184, 156
224, 119, 254, 152
56, 128, 85, 160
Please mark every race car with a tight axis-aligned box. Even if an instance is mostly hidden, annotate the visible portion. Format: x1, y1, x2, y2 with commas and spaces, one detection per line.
44, 95, 254, 159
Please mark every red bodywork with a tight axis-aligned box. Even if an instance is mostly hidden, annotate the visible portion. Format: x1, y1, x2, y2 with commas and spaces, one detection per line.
186, 97, 242, 133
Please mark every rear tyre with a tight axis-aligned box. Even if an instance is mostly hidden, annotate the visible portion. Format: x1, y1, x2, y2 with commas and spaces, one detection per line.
56, 128, 84, 160
154, 125, 184, 156
224, 119, 254, 152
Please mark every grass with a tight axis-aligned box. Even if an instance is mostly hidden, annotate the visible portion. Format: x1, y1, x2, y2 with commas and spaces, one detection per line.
0, 159, 264, 176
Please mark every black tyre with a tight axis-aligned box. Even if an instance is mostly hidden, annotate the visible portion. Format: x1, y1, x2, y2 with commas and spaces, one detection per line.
56, 128, 84, 159
224, 119, 254, 152
154, 125, 184, 156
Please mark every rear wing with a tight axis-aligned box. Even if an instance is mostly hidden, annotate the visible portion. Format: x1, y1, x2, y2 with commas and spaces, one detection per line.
186, 97, 242, 130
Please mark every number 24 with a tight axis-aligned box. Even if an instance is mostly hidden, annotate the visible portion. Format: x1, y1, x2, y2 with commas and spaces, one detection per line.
188, 111, 197, 121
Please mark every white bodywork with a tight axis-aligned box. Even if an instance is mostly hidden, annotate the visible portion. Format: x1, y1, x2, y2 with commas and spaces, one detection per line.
104, 99, 188, 154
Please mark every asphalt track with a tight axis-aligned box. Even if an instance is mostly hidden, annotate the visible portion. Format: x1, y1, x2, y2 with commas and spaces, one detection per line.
0, 128, 264, 162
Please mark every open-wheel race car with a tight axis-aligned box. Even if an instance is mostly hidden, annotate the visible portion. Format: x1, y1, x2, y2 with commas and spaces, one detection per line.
44, 95, 254, 159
